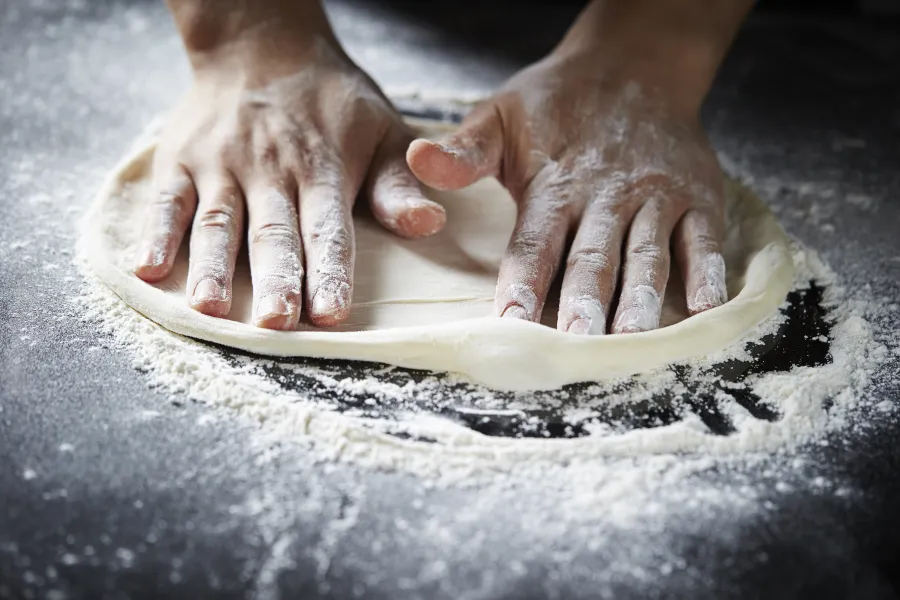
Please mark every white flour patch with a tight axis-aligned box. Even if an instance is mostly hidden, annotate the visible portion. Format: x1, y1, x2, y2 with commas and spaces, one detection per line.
72, 236, 890, 512
846, 193, 874, 211
614, 284, 661, 332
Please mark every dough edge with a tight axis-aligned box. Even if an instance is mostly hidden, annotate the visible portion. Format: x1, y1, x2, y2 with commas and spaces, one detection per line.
79, 120, 795, 392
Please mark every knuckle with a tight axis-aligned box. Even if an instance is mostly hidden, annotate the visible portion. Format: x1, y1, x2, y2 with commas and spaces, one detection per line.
677, 210, 721, 249
250, 221, 298, 245
257, 273, 302, 293
567, 245, 615, 277
151, 190, 191, 213
309, 222, 352, 249
627, 241, 666, 262
623, 169, 678, 197
284, 134, 335, 172
374, 157, 412, 183
348, 93, 378, 117
690, 181, 721, 206
211, 143, 237, 166
254, 143, 280, 169
197, 205, 237, 231
298, 160, 341, 189
625, 174, 686, 205
629, 172, 672, 191
280, 132, 308, 161
508, 230, 551, 259
694, 234, 719, 252
683, 226, 720, 253
190, 261, 228, 285
371, 172, 419, 203
299, 170, 347, 201
288, 152, 313, 180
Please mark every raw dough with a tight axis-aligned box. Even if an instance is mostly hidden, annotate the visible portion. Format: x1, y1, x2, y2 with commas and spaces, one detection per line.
80, 119, 794, 391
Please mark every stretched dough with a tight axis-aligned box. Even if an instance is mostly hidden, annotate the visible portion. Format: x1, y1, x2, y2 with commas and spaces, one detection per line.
81, 119, 794, 391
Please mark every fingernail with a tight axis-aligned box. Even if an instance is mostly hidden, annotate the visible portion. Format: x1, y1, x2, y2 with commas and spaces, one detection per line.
693, 284, 728, 311
135, 245, 163, 270
192, 278, 227, 304
496, 284, 538, 320
613, 285, 661, 333
312, 290, 345, 317
397, 200, 447, 238
501, 305, 527, 320
562, 298, 606, 335
442, 142, 486, 172
435, 141, 461, 158
567, 317, 591, 335
255, 294, 290, 320
613, 308, 658, 334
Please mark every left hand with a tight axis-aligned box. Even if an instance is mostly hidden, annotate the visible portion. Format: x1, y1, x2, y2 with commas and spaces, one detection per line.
407, 47, 728, 334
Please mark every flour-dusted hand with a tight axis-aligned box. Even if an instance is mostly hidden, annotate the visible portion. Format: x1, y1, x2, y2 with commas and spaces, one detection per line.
134, 0, 445, 329
407, 0, 753, 334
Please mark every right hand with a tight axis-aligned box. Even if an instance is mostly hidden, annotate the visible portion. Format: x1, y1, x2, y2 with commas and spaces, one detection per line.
133, 29, 445, 330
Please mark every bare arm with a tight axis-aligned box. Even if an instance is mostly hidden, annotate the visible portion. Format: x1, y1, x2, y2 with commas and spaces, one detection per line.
164, 0, 337, 66
555, 0, 755, 111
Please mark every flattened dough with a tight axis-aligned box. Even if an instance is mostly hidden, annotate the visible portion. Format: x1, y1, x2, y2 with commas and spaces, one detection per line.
81, 119, 794, 391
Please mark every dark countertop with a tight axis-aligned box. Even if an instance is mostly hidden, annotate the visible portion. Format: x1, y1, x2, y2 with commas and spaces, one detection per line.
1, 2, 900, 599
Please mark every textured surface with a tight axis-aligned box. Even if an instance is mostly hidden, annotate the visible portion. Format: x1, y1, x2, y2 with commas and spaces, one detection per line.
1, 1, 900, 599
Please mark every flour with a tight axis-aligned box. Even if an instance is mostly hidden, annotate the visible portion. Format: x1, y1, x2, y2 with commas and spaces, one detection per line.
693, 251, 728, 308
560, 294, 607, 334
72, 228, 890, 502
495, 282, 539, 319
614, 284, 661, 332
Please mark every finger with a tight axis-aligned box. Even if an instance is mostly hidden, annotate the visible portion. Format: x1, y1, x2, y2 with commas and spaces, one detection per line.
494, 170, 574, 322
299, 169, 355, 327
134, 164, 197, 282
185, 174, 244, 318
406, 102, 503, 191
245, 182, 303, 330
611, 197, 680, 334
557, 203, 633, 335
366, 124, 446, 239
673, 207, 727, 315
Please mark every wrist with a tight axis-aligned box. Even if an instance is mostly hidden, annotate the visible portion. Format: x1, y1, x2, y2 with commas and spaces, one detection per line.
596, 38, 720, 116
553, 0, 752, 115
166, 0, 339, 76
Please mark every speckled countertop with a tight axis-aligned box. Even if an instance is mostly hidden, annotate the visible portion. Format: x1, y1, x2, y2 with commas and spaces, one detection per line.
1, 2, 900, 599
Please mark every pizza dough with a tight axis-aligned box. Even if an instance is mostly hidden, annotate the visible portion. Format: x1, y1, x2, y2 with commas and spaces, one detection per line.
81, 119, 794, 391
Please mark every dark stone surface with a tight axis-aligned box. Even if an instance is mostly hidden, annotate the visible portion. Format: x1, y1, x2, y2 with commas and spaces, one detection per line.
1, 2, 899, 599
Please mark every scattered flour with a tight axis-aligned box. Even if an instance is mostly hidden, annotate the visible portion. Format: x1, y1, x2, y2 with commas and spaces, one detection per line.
72, 233, 890, 502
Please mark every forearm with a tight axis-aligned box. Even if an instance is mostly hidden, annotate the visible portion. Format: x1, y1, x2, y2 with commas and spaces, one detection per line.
165, 0, 338, 71
555, 0, 755, 111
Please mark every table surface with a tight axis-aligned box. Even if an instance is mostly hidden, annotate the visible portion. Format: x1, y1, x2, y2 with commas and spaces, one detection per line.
2, 2, 900, 599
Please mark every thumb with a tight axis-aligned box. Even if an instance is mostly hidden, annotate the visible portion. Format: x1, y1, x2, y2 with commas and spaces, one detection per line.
406, 104, 503, 191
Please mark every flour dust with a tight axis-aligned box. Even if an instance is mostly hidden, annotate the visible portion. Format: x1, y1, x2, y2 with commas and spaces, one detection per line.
72, 234, 893, 508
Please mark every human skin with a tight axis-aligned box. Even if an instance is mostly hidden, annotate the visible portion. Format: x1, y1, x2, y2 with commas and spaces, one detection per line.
134, 0, 447, 329
135, 0, 754, 333
408, 0, 754, 333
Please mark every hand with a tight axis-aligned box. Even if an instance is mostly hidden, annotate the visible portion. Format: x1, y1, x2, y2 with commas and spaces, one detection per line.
134, 17, 445, 329
408, 48, 728, 335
